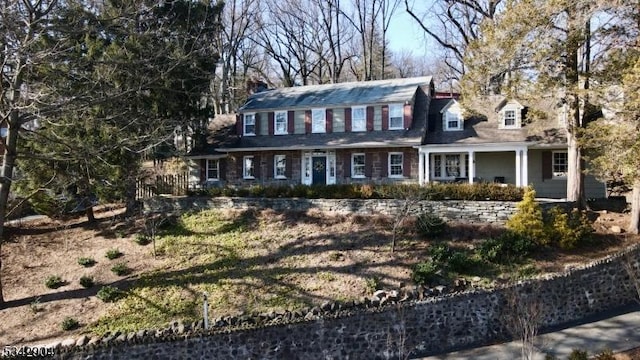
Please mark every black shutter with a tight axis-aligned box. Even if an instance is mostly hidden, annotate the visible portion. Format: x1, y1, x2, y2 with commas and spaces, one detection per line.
542, 151, 552, 180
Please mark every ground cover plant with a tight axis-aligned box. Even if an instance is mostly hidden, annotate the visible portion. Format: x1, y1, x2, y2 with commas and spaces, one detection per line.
0, 204, 635, 346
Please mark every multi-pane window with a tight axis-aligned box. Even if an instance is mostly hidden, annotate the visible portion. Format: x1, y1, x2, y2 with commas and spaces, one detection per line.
504, 110, 516, 127
389, 153, 403, 177
445, 154, 461, 177
433, 155, 442, 178
352, 154, 366, 178
553, 151, 568, 178
275, 111, 287, 135
243, 156, 255, 179
274, 155, 286, 178
352, 107, 366, 132
207, 159, 219, 180
389, 104, 404, 129
244, 114, 255, 135
445, 111, 461, 131
312, 108, 326, 133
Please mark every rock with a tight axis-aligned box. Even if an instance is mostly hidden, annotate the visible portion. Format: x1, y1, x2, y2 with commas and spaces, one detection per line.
373, 290, 387, 299
116, 334, 127, 343
380, 297, 390, 307
126, 332, 137, 342
311, 306, 321, 315
304, 312, 316, 321
75, 335, 89, 347
61, 338, 76, 347
435, 285, 446, 295
136, 329, 147, 339
320, 301, 332, 312
611, 225, 624, 233
87, 337, 101, 346
387, 290, 399, 301
49, 341, 62, 350
370, 297, 380, 307
472, 276, 481, 282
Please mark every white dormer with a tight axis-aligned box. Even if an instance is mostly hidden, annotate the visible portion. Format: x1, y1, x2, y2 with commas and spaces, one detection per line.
496, 99, 524, 129
440, 99, 463, 131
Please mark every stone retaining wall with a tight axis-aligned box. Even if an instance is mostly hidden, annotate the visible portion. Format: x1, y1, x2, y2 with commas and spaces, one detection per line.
52, 244, 640, 360
143, 196, 548, 224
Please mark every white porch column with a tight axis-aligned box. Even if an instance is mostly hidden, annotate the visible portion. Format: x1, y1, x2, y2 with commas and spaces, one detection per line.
515, 150, 522, 187
521, 148, 528, 187
468, 151, 475, 184
418, 151, 425, 185
424, 151, 430, 184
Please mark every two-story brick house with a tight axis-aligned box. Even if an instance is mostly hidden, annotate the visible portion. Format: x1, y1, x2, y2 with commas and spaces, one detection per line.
192, 77, 434, 186
188, 76, 606, 199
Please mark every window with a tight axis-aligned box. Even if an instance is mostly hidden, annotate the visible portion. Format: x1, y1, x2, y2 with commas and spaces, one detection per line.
244, 114, 255, 135
352, 107, 366, 132
389, 104, 404, 130
445, 111, 462, 131
312, 108, 326, 133
206, 159, 219, 181
504, 109, 516, 127
389, 153, 403, 177
552, 151, 568, 178
445, 154, 461, 177
433, 155, 442, 178
275, 111, 287, 135
352, 153, 365, 178
274, 155, 286, 178
243, 156, 255, 179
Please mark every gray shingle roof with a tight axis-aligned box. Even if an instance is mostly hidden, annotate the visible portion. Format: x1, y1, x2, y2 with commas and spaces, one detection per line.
424, 97, 567, 146
239, 76, 433, 112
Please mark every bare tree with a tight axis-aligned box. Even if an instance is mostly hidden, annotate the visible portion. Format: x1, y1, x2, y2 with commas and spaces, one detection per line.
502, 284, 543, 360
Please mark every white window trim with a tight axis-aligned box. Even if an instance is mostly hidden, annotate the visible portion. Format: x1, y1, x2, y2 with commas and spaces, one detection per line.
351, 106, 366, 132
351, 153, 366, 178
444, 110, 463, 131
243, 113, 256, 136
503, 108, 518, 129
431, 153, 467, 180
388, 152, 404, 178
311, 108, 326, 134
552, 151, 568, 179
274, 154, 287, 179
388, 104, 404, 130
206, 159, 219, 181
243, 155, 255, 179
274, 111, 288, 135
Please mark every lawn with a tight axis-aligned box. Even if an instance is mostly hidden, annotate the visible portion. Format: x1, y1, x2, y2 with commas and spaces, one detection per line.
0, 206, 635, 346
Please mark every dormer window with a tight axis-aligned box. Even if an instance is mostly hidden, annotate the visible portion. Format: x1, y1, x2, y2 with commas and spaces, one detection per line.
504, 109, 516, 127
389, 104, 403, 130
352, 106, 366, 132
441, 100, 463, 131
244, 113, 255, 135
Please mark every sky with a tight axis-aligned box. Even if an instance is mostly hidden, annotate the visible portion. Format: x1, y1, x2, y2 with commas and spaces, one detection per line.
386, 2, 434, 57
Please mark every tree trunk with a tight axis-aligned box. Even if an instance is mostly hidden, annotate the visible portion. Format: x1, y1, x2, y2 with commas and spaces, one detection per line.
629, 181, 640, 234
86, 207, 96, 223
566, 130, 586, 208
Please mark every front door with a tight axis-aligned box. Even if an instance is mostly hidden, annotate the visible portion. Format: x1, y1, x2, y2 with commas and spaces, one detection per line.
312, 156, 327, 185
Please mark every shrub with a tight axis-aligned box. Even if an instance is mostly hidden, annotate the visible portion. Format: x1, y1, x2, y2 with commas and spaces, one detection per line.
77, 257, 96, 267
429, 243, 453, 264
593, 349, 615, 360
79, 276, 94, 288
365, 276, 380, 293
97, 286, 123, 302
111, 263, 131, 276
416, 213, 446, 238
61, 317, 79, 331
546, 207, 593, 249
105, 248, 123, 260
478, 231, 535, 264
412, 260, 441, 286
45, 275, 65, 289
506, 187, 548, 245
447, 251, 481, 274
133, 233, 150, 246
567, 349, 589, 360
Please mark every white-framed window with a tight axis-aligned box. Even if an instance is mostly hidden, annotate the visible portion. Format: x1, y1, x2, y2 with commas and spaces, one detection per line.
389, 104, 404, 130
244, 113, 256, 135
274, 155, 286, 178
312, 108, 326, 133
432, 153, 466, 179
445, 110, 462, 131
504, 109, 516, 128
552, 151, 568, 178
206, 159, 219, 181
352, 153, 366, 178
243, 156, 255, 179
352, 106, 366, 132
275, 111, 287, 135
389, 152, 403, 177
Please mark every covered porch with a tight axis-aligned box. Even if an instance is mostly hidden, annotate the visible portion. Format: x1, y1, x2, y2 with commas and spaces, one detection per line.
416, 143, 530, 187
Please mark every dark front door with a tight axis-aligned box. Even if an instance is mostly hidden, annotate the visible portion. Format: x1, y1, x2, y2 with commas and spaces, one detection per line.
312, 157, 327, 185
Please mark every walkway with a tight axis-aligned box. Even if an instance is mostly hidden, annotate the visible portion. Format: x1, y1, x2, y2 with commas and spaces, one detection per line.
420, 305, 640, 359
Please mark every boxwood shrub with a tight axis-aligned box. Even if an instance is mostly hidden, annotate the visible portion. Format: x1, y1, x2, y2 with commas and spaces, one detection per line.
192, 183, 523, 202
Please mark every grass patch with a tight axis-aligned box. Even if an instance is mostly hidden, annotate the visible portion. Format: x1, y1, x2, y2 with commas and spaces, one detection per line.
77, 257, 96, 267
45, 275, 66, 289
111, 263, 131, 276
105, 248, 123, 260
